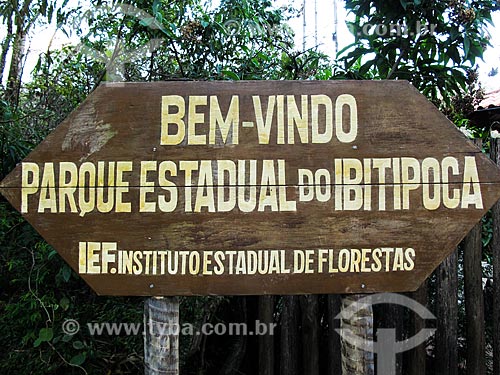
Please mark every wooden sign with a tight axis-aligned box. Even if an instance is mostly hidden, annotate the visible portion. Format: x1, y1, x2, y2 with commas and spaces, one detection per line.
1, 81, 500, 296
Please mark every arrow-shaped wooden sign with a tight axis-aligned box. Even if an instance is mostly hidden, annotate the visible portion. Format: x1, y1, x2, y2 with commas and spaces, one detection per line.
1, 80, 499, 295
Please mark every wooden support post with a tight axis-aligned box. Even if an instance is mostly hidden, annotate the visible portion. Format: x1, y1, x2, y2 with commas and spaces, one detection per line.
258, 295, 275, 375
340, 294, 375, 375
464, 137, 485, 375
144, 297, 180, 375
435, 251, 458, 375
491, 138, 500, 375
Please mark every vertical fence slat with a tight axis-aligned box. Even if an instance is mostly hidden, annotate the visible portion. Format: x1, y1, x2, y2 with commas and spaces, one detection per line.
464, 138, 485, 375
219, 297, 247, 375
435, 250, 458, 375
258, 296, 275, 375
464, 220, 485, 375
377, 304, 403, 375
491, 138, 500, 375
300, 295, 319, 375
327, 294, 342, 375
280, 296, 300, 375
408, 281, 428, 375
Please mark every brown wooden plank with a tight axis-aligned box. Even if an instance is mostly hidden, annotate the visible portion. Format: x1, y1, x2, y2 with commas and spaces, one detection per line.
491, 139, 500, 375
408, 282, 428, 375
435, 250, 458, 375
258, 295, 275, 375
300, 295, 319, 375
464, 139, 485, 375
464, 222, 485, 375
326, 294, 342, 375
1, 81, 500, 295
280, 296, 299, 375
376, 303, 403, 375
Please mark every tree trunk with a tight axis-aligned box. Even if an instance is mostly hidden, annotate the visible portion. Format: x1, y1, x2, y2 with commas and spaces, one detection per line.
327, 294, 342, 375
5, 0, 33, 106
464, 220, 485, 375
491, 139, 500, 375
144, 297, 179, 375
435, 250, 458, 375
258, 295, 274, 375
280, 296, 300, 375
0, 17, 13, 83
5, 28, 27, 106
300, 295, 319, 375
340, 294, 375, 375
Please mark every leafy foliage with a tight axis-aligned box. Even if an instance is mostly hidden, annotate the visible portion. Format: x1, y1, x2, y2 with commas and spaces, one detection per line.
340, 0, 499, 104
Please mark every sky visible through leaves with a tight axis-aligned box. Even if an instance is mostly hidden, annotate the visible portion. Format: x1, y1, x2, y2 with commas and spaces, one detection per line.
1, 0, 499, 91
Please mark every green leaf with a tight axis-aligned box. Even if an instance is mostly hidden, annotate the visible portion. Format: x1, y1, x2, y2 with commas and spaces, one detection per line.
337, 42, 358, 57
39, 328, 53, 342
47, 4, 54, 22
222, 70, 240, 80
73, 341, 85, 350
345, 21, 359, 37
60, 297, 70, 311
152, 0, 161, 15
469, 42, 484, 60
62, 266, 71, 282
33, 338, 42, 348
464, 36, 471, 59
449, 27, 459, 42
400, 0, 408, 10
448, 47, 460, 64
62, 334, 73, 342
161, 25, 176, 39
48, 249, 57, 260
70, 352, 86, 366
359, 60, 374, 76
169, 22, 177, 32
40, 0, 47, 16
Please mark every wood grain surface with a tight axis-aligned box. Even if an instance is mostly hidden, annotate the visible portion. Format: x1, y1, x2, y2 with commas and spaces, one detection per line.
1, 80, 500, 296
